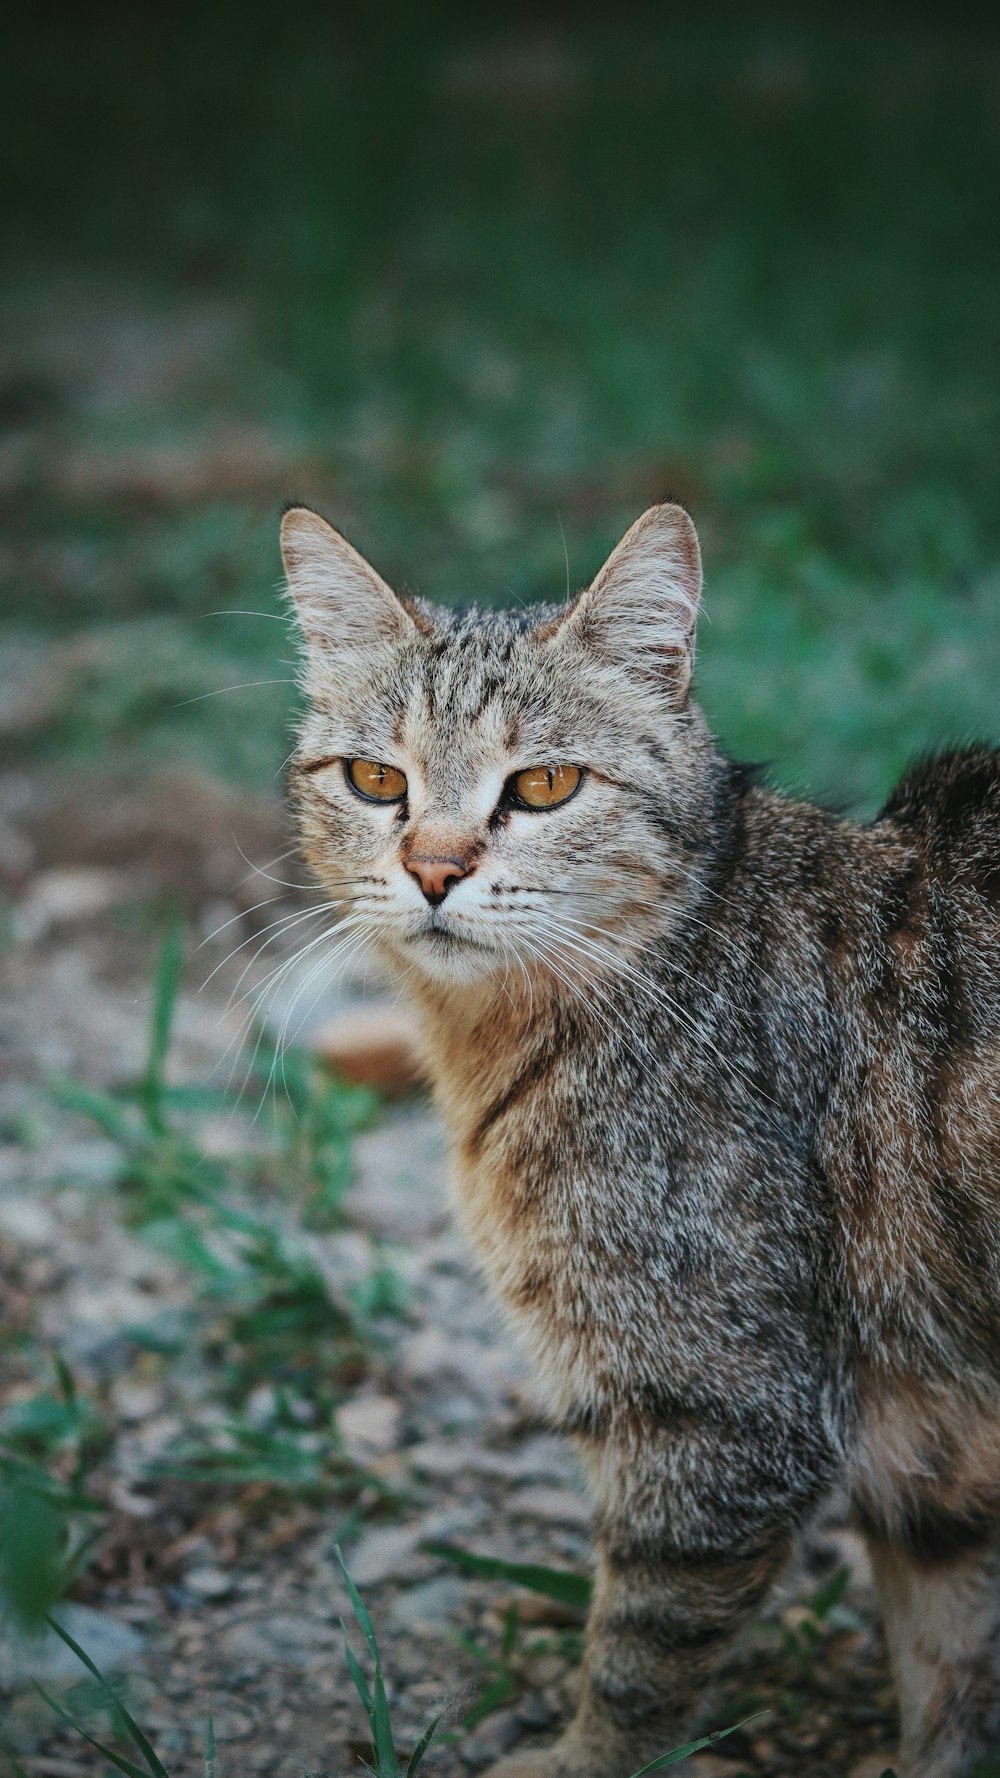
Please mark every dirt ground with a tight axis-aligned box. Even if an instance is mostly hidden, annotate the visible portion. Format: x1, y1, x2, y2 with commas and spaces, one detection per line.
0, 759, 904, 1778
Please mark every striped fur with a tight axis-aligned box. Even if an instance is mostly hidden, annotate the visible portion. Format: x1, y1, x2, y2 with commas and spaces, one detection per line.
282, 503, 1000, 1777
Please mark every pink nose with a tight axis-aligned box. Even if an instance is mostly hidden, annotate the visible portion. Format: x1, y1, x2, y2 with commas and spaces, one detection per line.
406, 854, 471, 906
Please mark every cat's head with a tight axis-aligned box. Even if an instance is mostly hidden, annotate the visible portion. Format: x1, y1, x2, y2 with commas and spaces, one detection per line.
281, 503, 719, 989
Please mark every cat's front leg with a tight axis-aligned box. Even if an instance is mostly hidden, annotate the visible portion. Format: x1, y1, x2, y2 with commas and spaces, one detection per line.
483, 1427, 820, 1778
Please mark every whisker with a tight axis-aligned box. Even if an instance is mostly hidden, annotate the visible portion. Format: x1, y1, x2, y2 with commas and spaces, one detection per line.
512, 928, 653, 1073
220, 917, 371, 1110
224, 911, 367, 1020
540, 914, 777, 1111
230, 844, 302, 889
231, 834, 313, 889
261, 921, 380, 1122
198, 892, 287, 949
553, 909, 750, 1027
201, 609, 290, 622
172, 679, 297, 709
201, 898, 345, 995
535, 934, 656, 1070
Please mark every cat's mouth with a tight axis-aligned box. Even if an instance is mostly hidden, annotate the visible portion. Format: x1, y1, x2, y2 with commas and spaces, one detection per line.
421, 920, 487, 950
409, 913, 494, 956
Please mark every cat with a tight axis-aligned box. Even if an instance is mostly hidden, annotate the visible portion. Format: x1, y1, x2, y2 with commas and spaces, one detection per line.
280, 500, 1000, 1778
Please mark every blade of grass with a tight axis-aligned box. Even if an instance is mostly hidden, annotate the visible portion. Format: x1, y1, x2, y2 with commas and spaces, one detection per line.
140, 910, 184, 1137
45, 1614, 170, 1778
335, 1544, 382, 1664
423, 1542, 591, 1608
203, 1711, 216, 1778
405, 1713, 442, 1776
336, 1546, 400, 1778
48, 1071, 135, 1144
31, 1684, 151, 1778
628, 1711, 768, 1774
371, 1658, 400, 1778
343, 1638, 374, 1718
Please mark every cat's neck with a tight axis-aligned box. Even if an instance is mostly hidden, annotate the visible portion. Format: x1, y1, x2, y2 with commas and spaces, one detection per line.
402, 962, 574, 1138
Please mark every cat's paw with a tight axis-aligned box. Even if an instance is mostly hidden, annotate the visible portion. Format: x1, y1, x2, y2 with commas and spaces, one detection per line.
480, 1747, 605, 1778
479, 1755, 569, 1778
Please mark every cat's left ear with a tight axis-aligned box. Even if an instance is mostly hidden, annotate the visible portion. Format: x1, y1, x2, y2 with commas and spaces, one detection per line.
554, 503, 702, 703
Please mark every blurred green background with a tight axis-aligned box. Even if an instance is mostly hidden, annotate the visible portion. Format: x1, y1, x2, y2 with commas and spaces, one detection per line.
3, 2, 999, 810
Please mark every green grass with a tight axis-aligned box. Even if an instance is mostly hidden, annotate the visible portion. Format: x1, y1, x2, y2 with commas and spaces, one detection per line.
27, 1557, 763, 1778
0, 918, 397, 1635
0, 1354, 107, 1629
2, 5, 999, 810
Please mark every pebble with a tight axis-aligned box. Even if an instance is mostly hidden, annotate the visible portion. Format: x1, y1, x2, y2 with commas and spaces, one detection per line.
407, 1436, 575, 1484
848, 1758, 898, 1778
0, 1197, 58, 1248
510, 1485, 591, 1528
0, 1604, 145, 1692
337, 1391, 402, 1460
210, 1706, 255, 1741
13, 867, 132, 943
821, 1524, 875, 1591
220, 1614, 339, 1668
460, 1707, 524, 1768
183, 1564, 236, 1601
388, 1576, 466, 1634
313, 1004, 424, 1096
346, 1524, 423, 1588
516, 1694, 558, 1729
112, 1379, 166, 1423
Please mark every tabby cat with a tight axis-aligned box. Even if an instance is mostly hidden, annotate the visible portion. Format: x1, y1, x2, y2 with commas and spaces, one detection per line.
280, 501, 1000, 1778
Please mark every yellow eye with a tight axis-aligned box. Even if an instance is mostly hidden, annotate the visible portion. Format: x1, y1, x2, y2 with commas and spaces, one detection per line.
346, 759, 408, 802
512, 764, 582, 810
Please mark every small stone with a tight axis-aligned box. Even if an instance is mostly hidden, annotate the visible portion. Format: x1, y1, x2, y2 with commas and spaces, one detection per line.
245, 1383, 278, 1425
0, 1604, 144, 1692
516, 1595, 586, 1629
337, 1392, 402, 1461
388, 1576, 465, 1634
313, 1005, 424, 1096
820, 1525, 874, 1591
112, 1380, 166, 1423
406, 1437, 476, 1479
220, 1614, 339, 1668
509, 1486, 591, 1529
407, 1436, 575, 1485
516, 1694, 557, 1729
848, 1758, 898, 1778
13, 867, 131, 942
210, 1707, 255, 1741
461, 1708, 524, 1768
418, 1504, 487, 1541
523, 1653, 568, 1687
183, 1565, 235, 1601
0, 1198, 56, 1249
346, 1525, 422, 1588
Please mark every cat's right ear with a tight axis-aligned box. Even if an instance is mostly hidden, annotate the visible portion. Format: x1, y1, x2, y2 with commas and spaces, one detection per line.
280, 506, 416, 655
553, 503, 702, 704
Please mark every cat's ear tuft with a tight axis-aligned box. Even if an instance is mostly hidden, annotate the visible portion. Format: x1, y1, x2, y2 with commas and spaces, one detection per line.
559, 503, 702, 701
280, 506, 415, 655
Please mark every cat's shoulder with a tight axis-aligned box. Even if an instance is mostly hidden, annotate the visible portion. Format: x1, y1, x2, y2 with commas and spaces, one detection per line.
878, 745, 1000, 886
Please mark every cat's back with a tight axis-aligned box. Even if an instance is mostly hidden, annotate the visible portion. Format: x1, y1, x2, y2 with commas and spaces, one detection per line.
879, 744, 1000, 903
876, 744, 1000, 1041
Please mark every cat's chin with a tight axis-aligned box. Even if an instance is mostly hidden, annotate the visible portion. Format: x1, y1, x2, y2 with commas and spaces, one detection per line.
386, 926, 505, 989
